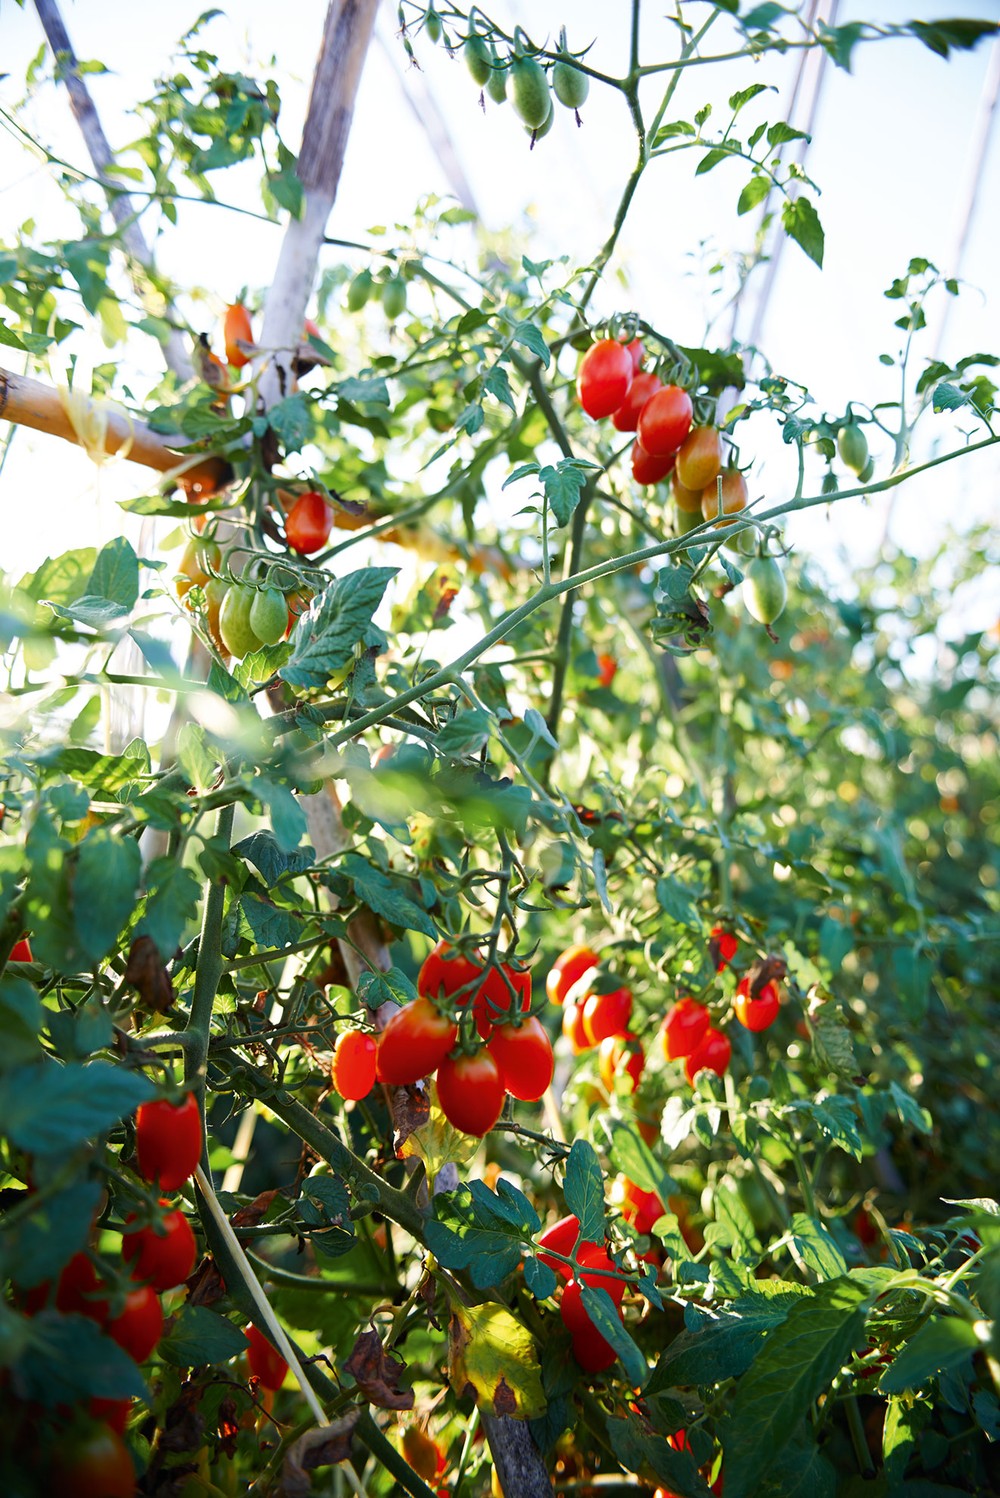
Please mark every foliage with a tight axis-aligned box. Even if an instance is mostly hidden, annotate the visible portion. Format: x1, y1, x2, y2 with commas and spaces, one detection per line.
1, 3, 998, 1496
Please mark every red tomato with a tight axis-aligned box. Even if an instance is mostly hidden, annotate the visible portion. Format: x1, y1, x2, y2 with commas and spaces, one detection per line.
631, 439, 676, 486
88, 1398, 133, 1436
560, 1242, 625, 1333
122, 1201, 197, 1291
637, 385, 694, 457
402, 1426, 447, 1481
10, 937, 32, 962
55, 1252, 110, 1320
710, 925, 739, 971
285, 490, 334, 555
626, 338, 645, 373
51, 1423, 136, 1498
596, 652, 618, 688
246, 1322, 289, 1391
487, 1015, 554, 1101
611, 370, 661, 433
331, 1029, 378, 1101
582, 985, 633, 1046
223, 302, 254, 368
620, 1179, 665, 1237
546, 944, 598, 1006
107, 1283, 163, 1363
436, 1050, 506, 1136
135, 1093, 202, 1193
302, 316, 321, 342
418, 941, 484, 1005
684, 1026, 731, 1084
734, 978, 780, 1032
561, 997, 590, 1052
375, 998, 457, 1086
661, 999, 710, 1062
577, 340, 634, 420
571, 1319, 619, 1373
536, 1213, 580, 1277
598, 1033, 644, 1094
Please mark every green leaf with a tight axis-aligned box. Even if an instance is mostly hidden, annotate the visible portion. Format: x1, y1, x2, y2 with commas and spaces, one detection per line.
255, 776, 307, 854
879, 1316, 980, 1394
141, 857, 202, 958
540, 459, 595, 527
159, 1304, 252, 1368
176, 722, 219, 792
523, 1256, 558, 1300
267, 166, 305, 218
908, 18, 998, 57
721, 1278, 868, 1498
767, 121, 809, 148
89, 535, 140, 612
340, 854, 437, 939
809, 1095, 863, 1160
883, 1398, 930, 1482
737, 174, 771, 216
607, 1122, 679, 1204
888, 1079, 932, 1135
4, 1179, 104, 1287
281, 567, 396, 689
232, 831, 315, 886
73, 829, 142, 962
789, 1213, 848, 1279
4, 1060, 155, 1156
456, 402, 484, 436
696, 147, 734, 176
425, 1188, 523, 1288
0, 977, 45, 1068
606, 1413, 707, 1497
266, 392, 311, 452
781, 196, 825, 268
819, 21, 867, 71
18, 1313, 148, 1404
756, 1433, 836, 1497
729, 83, 772, 112
564, 1140, 607, 1244
338, 376, 390, 406
436, 708, 494, 758
932, 380, 969, 413
579, 1285, 648, 1387
511, 321, 550, 367
483, 364, 516, 413
647, 1298, 793, 1392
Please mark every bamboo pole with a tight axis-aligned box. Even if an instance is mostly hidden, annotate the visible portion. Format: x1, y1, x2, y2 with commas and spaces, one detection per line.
0, 365, 228, 494
33, 0, 194, 382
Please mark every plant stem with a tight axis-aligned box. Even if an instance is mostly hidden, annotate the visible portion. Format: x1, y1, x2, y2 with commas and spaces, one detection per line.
185, 803, 236, 1129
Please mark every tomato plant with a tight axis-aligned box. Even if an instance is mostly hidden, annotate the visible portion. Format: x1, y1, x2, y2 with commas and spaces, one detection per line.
1, 4, 998, 1495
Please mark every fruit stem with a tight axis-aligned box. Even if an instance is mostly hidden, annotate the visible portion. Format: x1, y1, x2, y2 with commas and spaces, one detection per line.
185, 801, 236, 1135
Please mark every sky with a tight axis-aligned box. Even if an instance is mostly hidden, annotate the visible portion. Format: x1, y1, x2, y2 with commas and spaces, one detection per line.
1, 0, 998, 631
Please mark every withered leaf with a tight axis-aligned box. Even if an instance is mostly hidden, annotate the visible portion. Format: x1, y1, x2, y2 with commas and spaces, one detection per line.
125, 934, 173, 1012
280, 1411, 361, 1497
342, 1328, 413, 1410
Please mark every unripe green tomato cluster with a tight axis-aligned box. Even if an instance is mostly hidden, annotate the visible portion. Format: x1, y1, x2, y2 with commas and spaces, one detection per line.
451, 20, 590, 136
742, 555, 788, 625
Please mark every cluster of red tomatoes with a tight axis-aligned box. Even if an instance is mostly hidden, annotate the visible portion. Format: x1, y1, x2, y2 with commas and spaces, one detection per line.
19, 1094, 202, 1492
576, 337, 748, 530
661, 927, 783, 1082
330, 940, 554, 1138
536, 1213, 627, 1372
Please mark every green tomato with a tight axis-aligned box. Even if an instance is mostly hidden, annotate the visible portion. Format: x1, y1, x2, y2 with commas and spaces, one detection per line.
743, 555, 788, 625
509, 55, 551, 129
346, 269, 373, 312
465, 32, 492, 86
837, 423, 869, 475
249, 587, 288, 646
552, 59, 590, 110
524, 95, 554, 141
219, 585, 264, 659
486, 51, 508, 103
424, 5, 442, 44
857, 455, 874, 483
381, 276, 407, 319
675, 503, 703, 536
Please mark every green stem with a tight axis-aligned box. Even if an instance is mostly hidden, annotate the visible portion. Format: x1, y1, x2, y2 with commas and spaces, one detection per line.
185, 803, 236, 1132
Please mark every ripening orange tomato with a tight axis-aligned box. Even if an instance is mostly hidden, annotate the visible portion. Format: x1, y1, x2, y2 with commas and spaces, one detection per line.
223, 303, 254, 368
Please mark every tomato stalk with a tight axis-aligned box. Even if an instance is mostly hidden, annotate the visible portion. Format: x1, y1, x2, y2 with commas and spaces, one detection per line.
185, 802, 236, 1132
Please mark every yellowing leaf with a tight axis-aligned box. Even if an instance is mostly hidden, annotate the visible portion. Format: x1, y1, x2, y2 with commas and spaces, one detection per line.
447, 1299, 546, 1420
